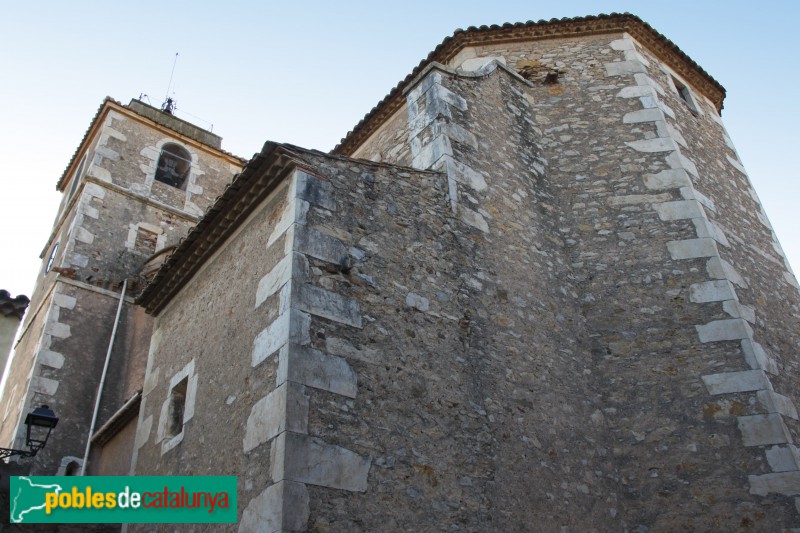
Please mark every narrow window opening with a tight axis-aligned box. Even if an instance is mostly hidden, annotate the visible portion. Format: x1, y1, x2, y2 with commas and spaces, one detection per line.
67, 155, 86, 202
45, 243, 59, 274
672, 76, 699, 115
167, 377, 188, 438
154, 143, 191, 189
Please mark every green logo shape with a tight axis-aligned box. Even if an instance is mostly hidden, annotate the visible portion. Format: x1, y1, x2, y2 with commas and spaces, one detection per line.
10, 476, 237, 523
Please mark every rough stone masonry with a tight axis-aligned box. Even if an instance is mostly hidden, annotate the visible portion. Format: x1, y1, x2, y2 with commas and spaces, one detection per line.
137, 16, 800, 527
4, 13, 800, 533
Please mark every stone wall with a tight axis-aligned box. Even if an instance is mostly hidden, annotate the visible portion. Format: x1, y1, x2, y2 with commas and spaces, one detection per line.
350, 104, 412, 166
431, 31, 800, 528
134, 28, 800, 528
131, 178, 294, 532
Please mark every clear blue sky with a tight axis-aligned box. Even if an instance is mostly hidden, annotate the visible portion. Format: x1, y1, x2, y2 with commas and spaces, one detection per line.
1, 1, 798, 298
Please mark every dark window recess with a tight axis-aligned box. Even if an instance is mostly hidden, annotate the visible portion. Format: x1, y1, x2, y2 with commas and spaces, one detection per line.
672, 76, 699, 115
134, 228, 158, 256
167, 377, 188, 438
154, 144, 191, 189
45, 243, 59, 274
64, 461, 80, 476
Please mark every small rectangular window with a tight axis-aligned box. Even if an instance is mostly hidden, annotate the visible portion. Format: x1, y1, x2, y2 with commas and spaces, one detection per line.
167, 377, 188, 438
67, 155, 86, 201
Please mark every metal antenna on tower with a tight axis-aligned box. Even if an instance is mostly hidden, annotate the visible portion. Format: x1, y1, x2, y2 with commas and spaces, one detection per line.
161, 53, 179, 114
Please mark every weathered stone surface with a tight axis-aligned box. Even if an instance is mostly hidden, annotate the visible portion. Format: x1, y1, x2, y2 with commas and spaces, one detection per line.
742, 339, 779, 375
278, 346, 358, 398
696, 318, 753, 343
256, 254, 293, 309
405, 292, 430, 312
295, 227, 350, 267
722, 300, 755, 323
605, 60, 647, 76
706, 257, 748, 288
239, 481, 310, 533
689, 280, 736, 303
643, 168, 692, 190
758, 390, 799, 420
293, 284, 362, 328
667, 238, 718, 259
253, 312, 291, 367
243, 383, 309, 453
59, 25, 800, 533
749, 472, 800, 496
766, 445, 800, 473
296, 170, 336, 211
626, 137, 677, 153
271, 432, 371, 492
738, 414, 791, 446
655, 200, 705, 221
702, 370, 771, 395
623, 107, 663, 124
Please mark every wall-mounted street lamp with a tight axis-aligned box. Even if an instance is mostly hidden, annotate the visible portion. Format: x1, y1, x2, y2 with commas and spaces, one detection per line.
0, 405, 58, 460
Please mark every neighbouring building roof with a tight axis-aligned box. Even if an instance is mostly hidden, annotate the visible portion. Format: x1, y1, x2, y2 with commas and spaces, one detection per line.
0, 290, 30, 320
56, 98, 246, 191
332, 12, 726, 157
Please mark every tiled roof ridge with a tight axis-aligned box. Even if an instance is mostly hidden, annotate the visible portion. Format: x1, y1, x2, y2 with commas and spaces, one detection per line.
332, 12, 726, 156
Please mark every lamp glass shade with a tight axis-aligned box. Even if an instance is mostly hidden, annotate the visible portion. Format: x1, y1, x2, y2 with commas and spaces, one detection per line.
25, 405, 58, 429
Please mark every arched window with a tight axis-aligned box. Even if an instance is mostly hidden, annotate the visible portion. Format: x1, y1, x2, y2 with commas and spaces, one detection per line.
64, 461, 80, 476
154, 143, 191, 189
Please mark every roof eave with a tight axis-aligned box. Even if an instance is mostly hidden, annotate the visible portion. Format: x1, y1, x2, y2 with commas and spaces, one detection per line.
332, 12, 726, 157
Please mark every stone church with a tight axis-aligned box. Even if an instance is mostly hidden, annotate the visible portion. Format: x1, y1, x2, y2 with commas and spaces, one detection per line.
2, 12, 800, 531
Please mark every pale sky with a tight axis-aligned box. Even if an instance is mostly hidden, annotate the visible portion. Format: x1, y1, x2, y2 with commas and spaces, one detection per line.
1, 1, 798, 299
